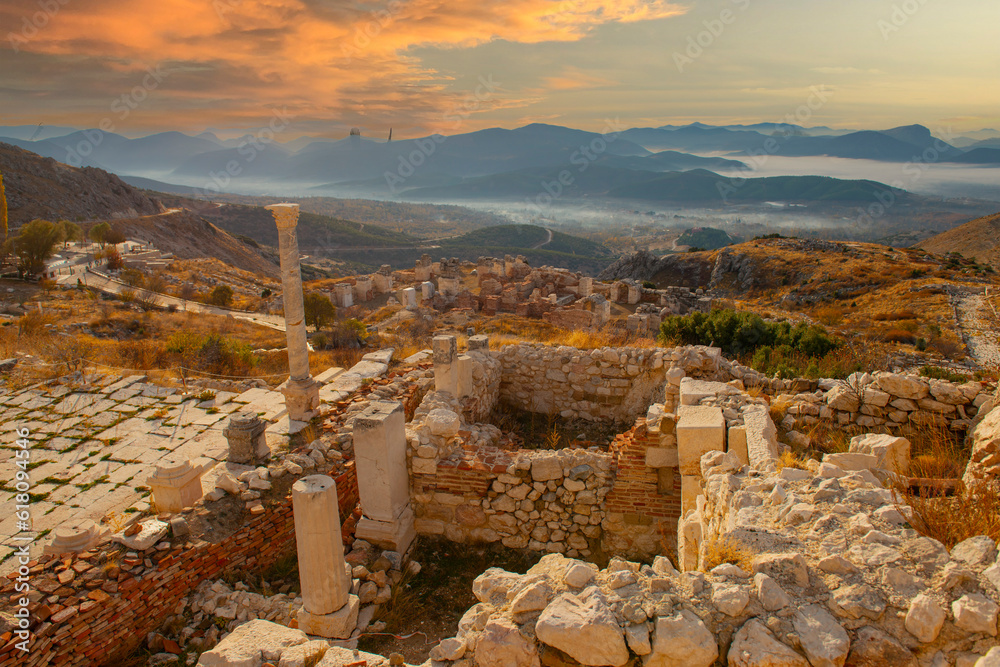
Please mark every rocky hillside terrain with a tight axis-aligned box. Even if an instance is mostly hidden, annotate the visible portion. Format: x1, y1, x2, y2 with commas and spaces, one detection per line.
921, 212, 1000, 267
91, 210, 278, 278
0, 142, 162, 227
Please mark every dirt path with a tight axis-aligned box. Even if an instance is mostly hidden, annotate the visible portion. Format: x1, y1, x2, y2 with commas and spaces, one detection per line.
955, 290, 1000, 368
531, 228, 553, 249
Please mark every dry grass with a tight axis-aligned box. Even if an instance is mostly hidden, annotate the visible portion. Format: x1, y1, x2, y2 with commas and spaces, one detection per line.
701, 537, 756, 572
481, 315, 658, 350
775, 450, 809, 471
768, 394, 795, 424
898, 481, 1000, 548
905, 422, 969, 480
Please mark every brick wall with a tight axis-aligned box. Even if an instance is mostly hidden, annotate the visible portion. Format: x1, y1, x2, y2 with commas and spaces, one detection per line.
602, 424, 681, 557
0, 463, 359, 667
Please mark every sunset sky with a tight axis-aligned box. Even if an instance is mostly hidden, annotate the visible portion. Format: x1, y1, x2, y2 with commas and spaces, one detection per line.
2, 0, 999, 139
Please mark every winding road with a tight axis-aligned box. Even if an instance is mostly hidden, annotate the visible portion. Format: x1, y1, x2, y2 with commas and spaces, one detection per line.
531, 228, 554, 249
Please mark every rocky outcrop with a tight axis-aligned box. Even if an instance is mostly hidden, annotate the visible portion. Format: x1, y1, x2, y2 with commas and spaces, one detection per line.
964, 403, 1000, 486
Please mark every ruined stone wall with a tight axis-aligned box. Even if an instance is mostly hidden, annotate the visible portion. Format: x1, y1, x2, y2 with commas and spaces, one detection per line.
461, 349, 502, 424
0, 465, 359, 667
720, 358, 996, 438
494, 343, 722, 422
602, 423, 682, 559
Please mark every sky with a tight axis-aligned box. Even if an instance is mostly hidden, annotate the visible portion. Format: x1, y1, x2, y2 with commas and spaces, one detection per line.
1, 0, 999, 140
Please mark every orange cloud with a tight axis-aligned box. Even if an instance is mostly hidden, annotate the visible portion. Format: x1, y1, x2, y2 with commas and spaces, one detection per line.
0, 0, 686, 133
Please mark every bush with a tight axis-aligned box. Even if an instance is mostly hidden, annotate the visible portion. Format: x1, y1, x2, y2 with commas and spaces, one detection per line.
881, 329, 916, 345
208, 285, 234, 307
642, 281, 657, 289
659, 308, 838, 358
165, 332, 255, 376
919, 365, 970, 383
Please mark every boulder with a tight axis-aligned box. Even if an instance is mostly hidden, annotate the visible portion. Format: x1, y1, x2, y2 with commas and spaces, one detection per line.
197, 619, 308, 667
792, 604, 850, 667
728, 618, 808, 667
826, 385, 860, 412
873, 374, 929, 400
976, 648, 1000, 667
474, 617, 540, 667
536, 589, 629, 667
427, 409, 460, 437
473, 568, 522, 605
952, 594, 999, 636
951, 536, 997, 568
754, 573, 791, 611
905, 593, 945, 643
644, 610, 717, 667
849, 434, 910, 475
844, 627, 916, 667
711, 583, 749, 616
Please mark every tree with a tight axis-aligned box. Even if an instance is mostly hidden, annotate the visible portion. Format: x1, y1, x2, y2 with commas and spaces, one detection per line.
103, 246, 123, 271
59, 220, 82, 247
103, 228, 127, 246
304, 292, 336, 330
120, 268, 145, 287
90, 222, 111, 247
12, 219, 62, 277
208, 284, 234, 307
0, 171, 8, 242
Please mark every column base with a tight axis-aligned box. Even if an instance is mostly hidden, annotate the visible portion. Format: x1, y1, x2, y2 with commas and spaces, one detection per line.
355, 507, 416, 554
296, 595, 359, 639
283, 377, 321, 422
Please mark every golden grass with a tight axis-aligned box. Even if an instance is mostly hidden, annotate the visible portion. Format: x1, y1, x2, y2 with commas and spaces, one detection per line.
775, 450, 809, 471
898, 481, 1000, 548
701, 537, 756, 573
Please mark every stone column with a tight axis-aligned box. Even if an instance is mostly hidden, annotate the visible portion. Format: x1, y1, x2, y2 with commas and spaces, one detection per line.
578, 277, 593, 297
401, 287, 418, 310
421, 281, 435, 300
266, 203, 320, 422
353, 401, 416, 553
224, 412, 269, 464
292, 475, 359, 638
44, 519, 109, 555
433, 335, 458, 395
457, 354, 474, 399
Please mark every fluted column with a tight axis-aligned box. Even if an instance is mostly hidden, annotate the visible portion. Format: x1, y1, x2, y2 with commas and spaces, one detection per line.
266, 203, 320, 421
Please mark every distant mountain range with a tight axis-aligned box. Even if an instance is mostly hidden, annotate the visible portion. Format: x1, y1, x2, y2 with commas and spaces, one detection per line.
2, 122, 998, 202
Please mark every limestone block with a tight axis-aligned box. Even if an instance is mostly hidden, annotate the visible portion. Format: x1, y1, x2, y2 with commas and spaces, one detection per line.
849, 433, 910, 474
680, 475, 702, 515
296, 595, 360, 640
646, 609, 717, 667
728, 426, 748, 466
743, 406, 779, 471
535, 590, 628, 667
197, 619, 308, 667
646, 447, 679, 468
676, 405, 726, 476
823, 452, 879, 472
147, 459, 204, 513
680, 378, 736, 406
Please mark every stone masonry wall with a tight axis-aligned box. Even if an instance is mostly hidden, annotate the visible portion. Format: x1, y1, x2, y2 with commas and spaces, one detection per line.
0, 464, 359, 667
494, 344, 722, 423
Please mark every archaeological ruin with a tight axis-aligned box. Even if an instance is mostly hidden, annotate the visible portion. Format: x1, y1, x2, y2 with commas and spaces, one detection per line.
1, 205, 999, 667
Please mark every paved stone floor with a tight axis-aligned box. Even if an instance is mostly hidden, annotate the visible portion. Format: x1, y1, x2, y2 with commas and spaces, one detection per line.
0, 349, 401, 573
0, 372, 330, 572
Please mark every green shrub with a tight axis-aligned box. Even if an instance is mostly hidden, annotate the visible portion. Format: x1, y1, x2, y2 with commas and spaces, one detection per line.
919, 365, 970, 383
166, 332, 255, 376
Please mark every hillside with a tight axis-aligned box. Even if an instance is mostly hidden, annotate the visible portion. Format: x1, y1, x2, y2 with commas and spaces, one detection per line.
151, 192, 510, 239
440, 224, 611, 257
0, 141, 162, 226
601, 238, 999, 361
920, 211, 1000, 266
0, 143, 277, 277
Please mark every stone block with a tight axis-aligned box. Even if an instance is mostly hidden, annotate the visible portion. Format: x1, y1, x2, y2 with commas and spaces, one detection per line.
146, 459, 204, 513
680, 378, 736, 406
296, 595, 360, 640
677, 405, 726, 476
728, 426, 748, 466
646, 447, 679, 468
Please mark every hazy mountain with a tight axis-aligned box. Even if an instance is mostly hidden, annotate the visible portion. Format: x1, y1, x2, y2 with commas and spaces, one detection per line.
404, 164, 913, 206
0, 124, 79, 141
947, 148, 1000, 164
